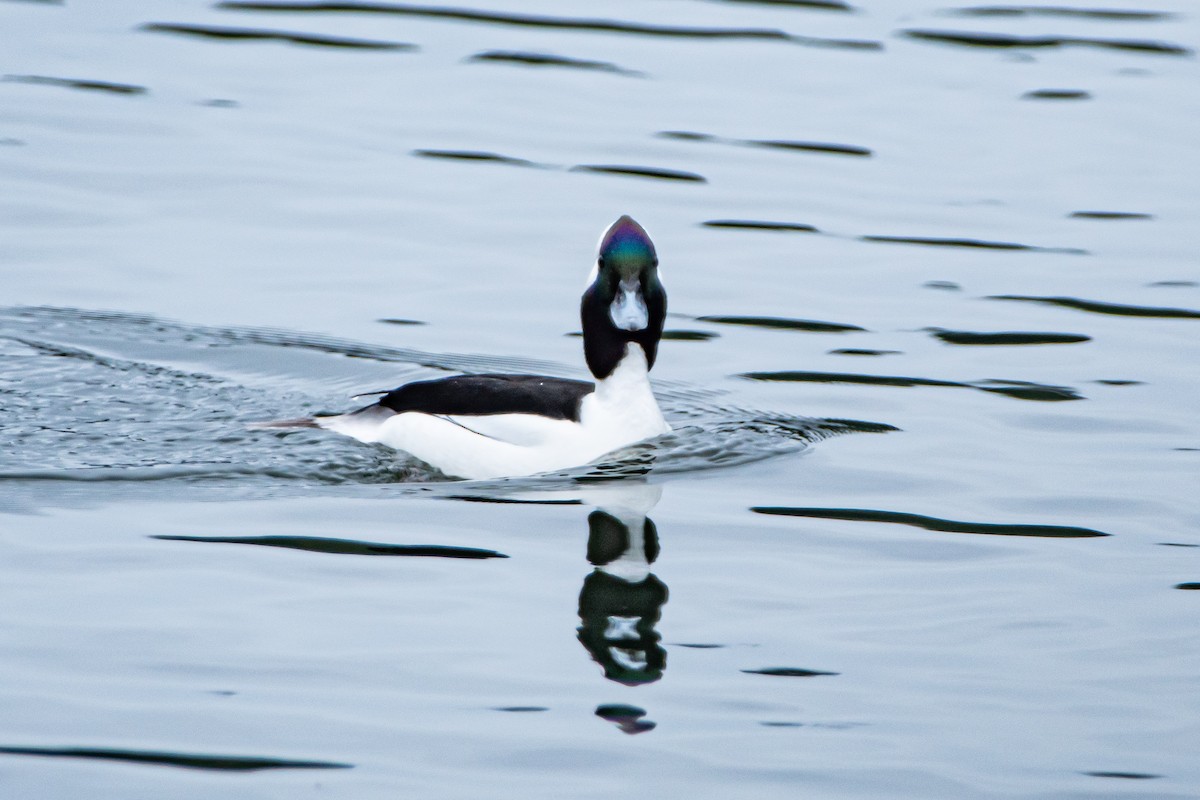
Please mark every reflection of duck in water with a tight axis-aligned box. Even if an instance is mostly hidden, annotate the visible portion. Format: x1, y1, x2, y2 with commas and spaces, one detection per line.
576, 484, 668, 687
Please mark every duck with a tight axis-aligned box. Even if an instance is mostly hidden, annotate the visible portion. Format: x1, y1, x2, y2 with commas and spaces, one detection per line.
316, 215, 670, 480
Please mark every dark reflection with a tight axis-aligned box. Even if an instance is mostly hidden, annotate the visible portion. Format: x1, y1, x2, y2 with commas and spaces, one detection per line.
1071, 211, 1153, 220
493, 706, 548, 712
713, 0, 852, 10
750, 139, 872, 156
3, 74, 147, 95
929, 329, 1090, 346
828, 348, 901, 356
976, 381, 1080, 402
900, 29, 1191, 56
702, 219, 820, 232
595, 704, 655, 735
154, 534, 508, 558
0, 745, 350, 771
752, 506, 1110, 537
140, 22, 415, 50
1082, 771, 1162, 780
988, 295, 1200, 319
412, 149, 539, 167
578, 507, 668, 685
699, 315, 864, 332
1022, 89, 1090, 100
743, 667, 839, 677
446, 495, 581, 505
660, 329, 719, 341
1175, 583, 1200, 590
468, 51, 640, 76
740, 370, 1084, 401
570, 165, 707, 183
950, 6, 1174, 21
862, 234, 1086, 254
217, 1, 882, 49
658, 130, 872, 157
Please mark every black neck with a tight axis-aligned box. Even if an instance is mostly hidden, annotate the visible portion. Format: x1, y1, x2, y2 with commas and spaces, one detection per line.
580, 284, 666, 380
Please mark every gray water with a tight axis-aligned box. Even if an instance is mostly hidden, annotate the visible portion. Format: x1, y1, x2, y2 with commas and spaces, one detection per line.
2, 0, 1198, 797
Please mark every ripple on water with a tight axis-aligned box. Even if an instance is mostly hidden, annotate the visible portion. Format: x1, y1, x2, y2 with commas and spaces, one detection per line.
140, 22, 417, 50
740, 370, 1084, 401
412, 149, 541, 167
660, 330, 720, 341
410, 152, 705, 181
569, 164, 707, 183
1070, 210, 1154, 220
153, 535, 508, 558
928, 329, 1091, 346
702, 220, 820, 232
988, 295, 1200, 319
900, 29, 1192, 56
3, 73, 148, 95
948, 6, 1175, 22
742, 667, 839, 677
712, 0, 853, 10
828, 348, 902, 356
467, 51, 640, 76
215, 1, 883, 49
697, 315, 864, 332
862, 234, 1087, 254
658, 130, 873, 157
751, 507, 1111, 537
0, 746, 350, 771
1022, 89, 1091, 100
493, 706, 549, 712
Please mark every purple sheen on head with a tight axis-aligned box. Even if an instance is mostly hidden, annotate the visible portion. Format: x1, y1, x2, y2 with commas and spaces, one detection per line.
600, 215, 656, 263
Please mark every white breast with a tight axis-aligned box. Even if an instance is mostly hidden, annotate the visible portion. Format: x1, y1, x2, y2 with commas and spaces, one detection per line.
577, 345, 669, 447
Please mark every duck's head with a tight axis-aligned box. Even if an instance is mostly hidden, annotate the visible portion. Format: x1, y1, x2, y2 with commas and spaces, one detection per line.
581, 216, 667, 380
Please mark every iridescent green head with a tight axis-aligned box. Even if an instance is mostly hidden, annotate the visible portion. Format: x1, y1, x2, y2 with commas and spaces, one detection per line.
581, 216, 666, 379
598, 215, 658, 281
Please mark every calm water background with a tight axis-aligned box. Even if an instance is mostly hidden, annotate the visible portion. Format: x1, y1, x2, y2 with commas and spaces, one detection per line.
2, 0, 1199, 797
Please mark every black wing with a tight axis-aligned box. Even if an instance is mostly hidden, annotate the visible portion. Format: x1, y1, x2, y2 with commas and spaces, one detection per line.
377, 374, 595, 422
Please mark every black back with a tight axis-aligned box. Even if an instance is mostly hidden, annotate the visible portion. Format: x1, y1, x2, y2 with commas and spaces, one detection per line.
377, 373, 595, 421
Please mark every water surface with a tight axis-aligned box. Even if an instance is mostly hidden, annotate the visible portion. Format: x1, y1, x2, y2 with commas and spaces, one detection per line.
2, 0, 1198, 797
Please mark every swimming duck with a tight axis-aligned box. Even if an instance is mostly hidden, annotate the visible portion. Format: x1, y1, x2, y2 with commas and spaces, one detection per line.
317, 215, 670, 479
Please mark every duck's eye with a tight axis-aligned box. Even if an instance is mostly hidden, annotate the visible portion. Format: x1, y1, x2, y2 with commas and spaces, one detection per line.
597, 256, 607, 269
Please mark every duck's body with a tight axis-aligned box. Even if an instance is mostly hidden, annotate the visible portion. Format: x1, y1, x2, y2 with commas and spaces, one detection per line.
315, 216, 670, 480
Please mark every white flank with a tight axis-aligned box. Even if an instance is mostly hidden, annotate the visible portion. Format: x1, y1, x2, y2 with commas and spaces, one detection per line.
317, 345, 669, 480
